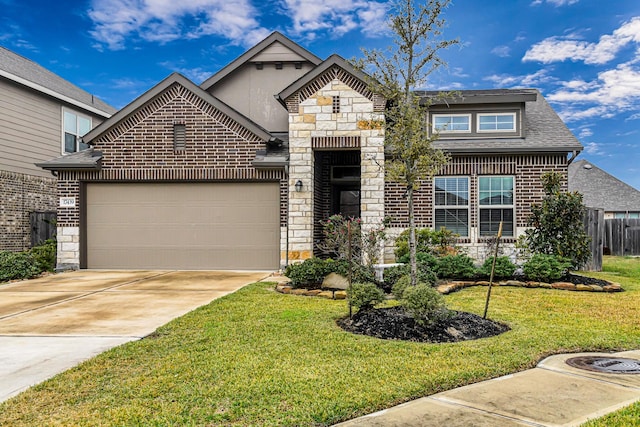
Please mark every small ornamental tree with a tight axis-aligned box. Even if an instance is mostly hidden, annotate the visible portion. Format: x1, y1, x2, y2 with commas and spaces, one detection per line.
524, 172, 591, 269
356, 0, 458, 286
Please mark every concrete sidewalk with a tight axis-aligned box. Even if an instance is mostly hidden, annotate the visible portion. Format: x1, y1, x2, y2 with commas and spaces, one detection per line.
0, 270, 266, 402
335, 350, 640, 427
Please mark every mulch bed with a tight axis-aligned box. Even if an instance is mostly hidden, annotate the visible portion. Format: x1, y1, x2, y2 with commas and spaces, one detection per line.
338, 306, 510, 343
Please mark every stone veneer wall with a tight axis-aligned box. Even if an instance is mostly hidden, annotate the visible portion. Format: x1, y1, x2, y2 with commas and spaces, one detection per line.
56, 82, 285, 270
0, 170, 56, 252
383, 153, 569, 262
286, 76, 385, 264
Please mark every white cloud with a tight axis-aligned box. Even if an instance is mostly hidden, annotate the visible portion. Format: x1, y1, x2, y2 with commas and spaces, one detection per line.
577, 126, 593, 139
583, 141, 606, 155
281, 0, 388, 39
531, 0, 579, 6
88, 0, 269, 50
484, 69, 555, 88
491, 45, 510, 57
626, 113, 640, 121
523, 17, 640, 65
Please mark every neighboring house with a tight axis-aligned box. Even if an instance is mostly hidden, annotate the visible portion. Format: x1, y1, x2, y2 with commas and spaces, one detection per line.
38, 32, 582, 271
569, 159, 640, 219
0, 46, 115, 252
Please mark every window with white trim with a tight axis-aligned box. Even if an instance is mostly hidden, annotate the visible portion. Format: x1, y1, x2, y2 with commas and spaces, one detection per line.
479, 176, 514, 237
434, 177, 469, 236
432, 114, 471, 133
478, 113, 516, 132
63, 109, 91, 153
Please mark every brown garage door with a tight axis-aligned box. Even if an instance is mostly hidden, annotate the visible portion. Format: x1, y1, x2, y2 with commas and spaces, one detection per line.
85, 183, 280, 270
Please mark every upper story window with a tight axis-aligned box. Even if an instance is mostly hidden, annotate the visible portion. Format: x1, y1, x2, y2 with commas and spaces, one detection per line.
63, 109, 91, 153
478, 113, 516, 132
432, 114, 471, 133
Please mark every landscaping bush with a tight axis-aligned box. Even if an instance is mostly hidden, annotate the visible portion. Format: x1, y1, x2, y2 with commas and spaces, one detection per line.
522, 253, 571, 282
392, 275, 411, 300
30, 239, 57, 272
394, 228, 458, 260
400, 283, 451, 326
479, 256, 517, 279
0, 251, 40, 282
348, 282, 385, 311
384, 261, 438, 290
332, 260, 376, 285
284, 258, 334, 288
397, 251, 439, 268
436, 254, 477, 279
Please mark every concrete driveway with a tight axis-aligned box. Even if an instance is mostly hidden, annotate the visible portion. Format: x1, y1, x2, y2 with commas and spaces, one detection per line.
0, 270, 268, 402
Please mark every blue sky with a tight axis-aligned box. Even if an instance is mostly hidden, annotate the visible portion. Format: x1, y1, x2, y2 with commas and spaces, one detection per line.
2, 0, 640, 189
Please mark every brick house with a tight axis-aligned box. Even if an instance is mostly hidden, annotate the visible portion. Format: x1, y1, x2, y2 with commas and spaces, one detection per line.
0, 47, 115, 252
38, 32, 582, 271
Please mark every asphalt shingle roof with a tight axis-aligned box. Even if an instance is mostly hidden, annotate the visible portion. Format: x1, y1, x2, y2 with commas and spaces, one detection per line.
423, 89, 583, 154
0, 46, 115, 116
568, 159, 640, 211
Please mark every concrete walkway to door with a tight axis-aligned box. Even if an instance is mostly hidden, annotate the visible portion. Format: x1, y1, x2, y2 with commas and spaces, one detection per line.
0, 270, 267, 402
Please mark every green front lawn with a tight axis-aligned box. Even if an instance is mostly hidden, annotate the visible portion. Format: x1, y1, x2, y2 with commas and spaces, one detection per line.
1, 257, 639, 426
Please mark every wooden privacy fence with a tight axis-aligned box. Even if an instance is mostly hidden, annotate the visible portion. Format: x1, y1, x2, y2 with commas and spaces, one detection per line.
583, 208, 603, 271
604, 218, 640, 257
583, 209, 640, 271
29, 211, 56, 247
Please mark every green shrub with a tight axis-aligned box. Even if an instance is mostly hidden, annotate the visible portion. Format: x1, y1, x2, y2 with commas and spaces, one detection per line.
394, 228, 459, 261
384, 261, 438, 289
0, 251, 40, 282
348, 282, 385, 311
392, 275, 411, 300
284, 258, 334, 288
523, 253, 571, 282
397, 251, 439, 268
30, 239, 57, 272
436, 254, 477, 279
332, 260, 376, 285
480, 256, 517, 279
401, 283, 451, 326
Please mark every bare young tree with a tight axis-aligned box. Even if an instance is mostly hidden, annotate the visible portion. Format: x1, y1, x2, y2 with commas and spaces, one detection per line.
357, 0, 459, 285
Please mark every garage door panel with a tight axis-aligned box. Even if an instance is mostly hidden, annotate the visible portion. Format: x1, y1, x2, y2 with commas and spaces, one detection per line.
86, 183, 279, 270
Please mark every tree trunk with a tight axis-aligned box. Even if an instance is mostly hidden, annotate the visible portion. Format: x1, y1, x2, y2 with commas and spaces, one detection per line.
408, 185, 417, 286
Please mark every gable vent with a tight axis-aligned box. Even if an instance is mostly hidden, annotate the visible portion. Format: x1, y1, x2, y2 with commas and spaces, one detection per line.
173, 123, 186, 151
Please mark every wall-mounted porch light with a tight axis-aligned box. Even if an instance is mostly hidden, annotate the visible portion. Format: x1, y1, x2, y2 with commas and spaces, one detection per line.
295, 180, 303, 192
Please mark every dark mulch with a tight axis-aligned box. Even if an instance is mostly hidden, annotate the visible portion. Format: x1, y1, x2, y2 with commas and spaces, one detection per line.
557, 273, 610, 287
338, 306, 510, 343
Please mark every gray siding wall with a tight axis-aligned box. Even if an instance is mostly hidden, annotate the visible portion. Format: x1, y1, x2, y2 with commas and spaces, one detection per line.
208, 62, 314, 133
0, 78, 106, 178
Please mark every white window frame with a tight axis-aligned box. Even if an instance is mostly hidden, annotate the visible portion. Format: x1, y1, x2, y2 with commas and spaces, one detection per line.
62, 107, 92, 154
434, 176, 470, 237
477, 112, 516, 133
478, 176, 515, 237
432, 113, 471, 134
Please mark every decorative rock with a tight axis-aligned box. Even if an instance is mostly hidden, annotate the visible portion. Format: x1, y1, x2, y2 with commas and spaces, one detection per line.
603, 284, 622, 292
277, 284, 292, 294
334, 291, 347, 300
505, 280, 526, 287
317, 291, 335, 299
589, 285, 604, 292
322, 272, 349, 290
304, 289, 322, 296
525, 282, 540, 288
539, 282, 552, 289
576, 284, 592, 292
445, 327, 465, 339
475, 281, 491, 286
551, 282, 576, 291
291, 289, 308, 295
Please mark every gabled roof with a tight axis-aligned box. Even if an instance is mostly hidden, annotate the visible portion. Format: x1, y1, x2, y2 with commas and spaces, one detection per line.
276, 54, 372, 107
569, 159, 640, 211
427, 89, 583, 154
200, 31, 322, 91
0, 46, 115, 117
83, 72, 275, 145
